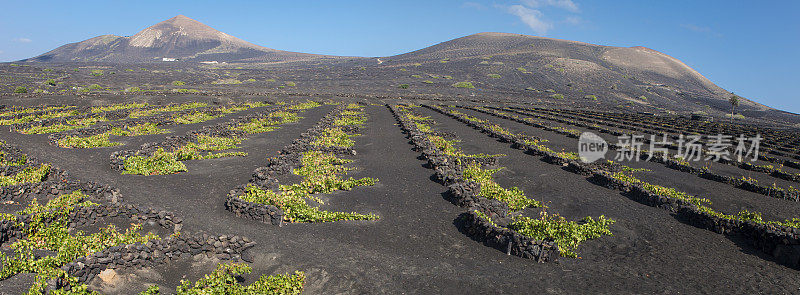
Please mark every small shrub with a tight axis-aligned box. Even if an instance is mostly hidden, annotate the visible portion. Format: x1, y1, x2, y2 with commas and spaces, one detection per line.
87, 84, 103, 90
311, 127, 357, 148
452, 82, 475, 89
231, 110, 301, 134
487, 74, 501, 79
638, 95, 647, 100
110, 123, 169, 136
244, 78, 256, 82
333, 115, 366, 126
171, 88, 200, 93
45, 79, 56, 86
58, 133, 121, 148
422, 80, 434, 84
14, 86, 27, 93
90, 69, 104, 76
509, 212, 615, 258
129, 102, 208, 118
545, 89, 556, 93
22, 116, 107, 134
0, 164, 50, 187
584, 95, 598, 100
0, 191, 160, 293
172, 80, 186, 86
410, 74, 422, 78
443, 75, 453, 79
123, 148, 187, 175
462, 164, 542, 211
239, 150, 378, 223
550, 94, 565, 99
0, 151, 26, 166
171, 263, 305, 294
211, 78, 242, 85
285, 81, 296, 87
398, 84, 410, 89
174, 112, 221, 124
125, 87, 143, 92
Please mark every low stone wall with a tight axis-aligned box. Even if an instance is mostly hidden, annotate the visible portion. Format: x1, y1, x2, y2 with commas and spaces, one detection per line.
587, 165, 800, 269
480, 105, 800, 201
109, 104, 287, 171
425, 104, 800, 269
46, 105, 228, 144
59, 234, 256, 287
0, 141, 260, 290
390, 104, 560, 262
223, 105, 360, 225
0, 104, 78, 122
225, 185, 284, 225
461, 211, 559, 262
10, 105, 163, 134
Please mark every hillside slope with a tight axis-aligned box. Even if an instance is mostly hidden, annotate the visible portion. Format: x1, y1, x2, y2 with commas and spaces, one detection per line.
24, 15, 326, 63
381, 32, 772, 115
18, 22, 793, 121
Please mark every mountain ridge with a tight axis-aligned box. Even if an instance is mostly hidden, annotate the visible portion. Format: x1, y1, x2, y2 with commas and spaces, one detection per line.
19, 15, 787, 119
23, 15, 323, 63
378, 31, 765, 111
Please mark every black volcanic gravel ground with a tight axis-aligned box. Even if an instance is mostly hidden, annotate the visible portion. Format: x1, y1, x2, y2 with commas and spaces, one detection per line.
451, 107, 800, 221
414, 105, 800, 294
0, 100, 797, 294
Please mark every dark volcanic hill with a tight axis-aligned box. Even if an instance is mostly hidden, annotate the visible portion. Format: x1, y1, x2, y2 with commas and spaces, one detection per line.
380, 32, 780, 117
18, 20, 795, 122
23, 15, 326, 63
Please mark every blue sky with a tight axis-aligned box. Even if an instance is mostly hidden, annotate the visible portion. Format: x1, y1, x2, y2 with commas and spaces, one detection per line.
1, 1, 798, 113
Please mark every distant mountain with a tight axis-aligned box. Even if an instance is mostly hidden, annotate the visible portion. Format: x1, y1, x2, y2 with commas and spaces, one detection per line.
382, 32, 773, 115
23, 15, 325, 63
22, 19, 790, 120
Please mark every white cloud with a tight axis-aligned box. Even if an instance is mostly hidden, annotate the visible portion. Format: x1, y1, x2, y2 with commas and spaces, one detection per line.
564, 16, 582, 25
0, 50, 4, 54
500, 0, 582, 35
507, 5, 552, 35
522, 0, 579, 12
13, 38, 32, 43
